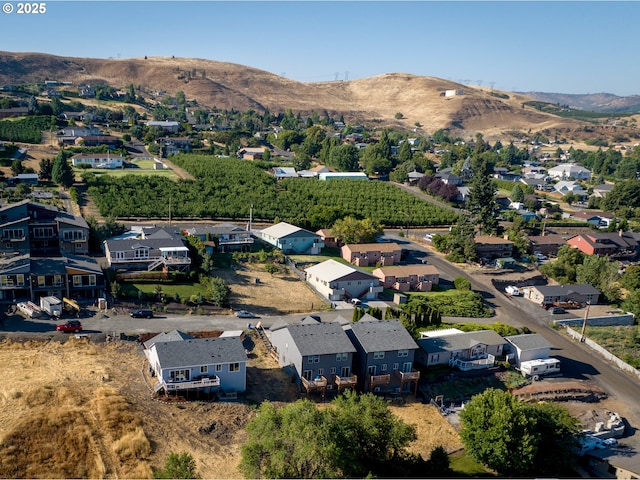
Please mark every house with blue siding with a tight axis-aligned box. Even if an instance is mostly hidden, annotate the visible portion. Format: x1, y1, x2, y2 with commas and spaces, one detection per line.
345, 316, 420, 394
260, 222, 324, 254
269, 318, 358, 396
144, 331, 248, 397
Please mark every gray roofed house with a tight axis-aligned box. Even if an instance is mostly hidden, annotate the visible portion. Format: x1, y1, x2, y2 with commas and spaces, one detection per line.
182, 223, 254, 253
269, 320, 358, 395
345, 318, 420, 394
504, 333, 553, 366
415, 329, 506, 370
525, 284, 601, 306
144, 335, 248, 395
143, 329, 194, 349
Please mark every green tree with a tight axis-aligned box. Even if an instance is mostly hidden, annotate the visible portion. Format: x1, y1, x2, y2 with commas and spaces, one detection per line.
459, 389, 580, 477
453, 276, 471, 290
621, 265, 640, 291
154, 451, 200, 479
539, 244, 584, 284
10, 159, 24, 177
465, 158, 499, 235
331, 216, 382, 244
38, 158, 53, 180
206, 277, 230, 307
622, 289, 640, 318
397, 140, 413, 164
510, 184, 525, 203
576, 255, 621, 303
51, 153, 75, 188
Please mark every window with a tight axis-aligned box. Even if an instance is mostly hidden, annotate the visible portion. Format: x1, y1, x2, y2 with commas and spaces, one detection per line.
330, 367, 336, 375
303, 370, 312, 381
2, 228, 24, 240
53, 274, 62, 286
373, 351, 385, 360
0, 276, 9, 287
229, 362, 240, 372
215, 364, 222, 372
16, 274, 24, 286
308, 355, 320, 364
169, 370, 189, 382
115, 251, 125, 260
340, 366, 350, 377
398, 349, 409, 358
393, 363, 399, 371
73, 276, 81, 287
317, 368, 324, 376
89, 275, 96, 286
380, 363, 387, 372
200, 366, 208, 374
336, 352, 347, 362
134, 248, 149, 259
33, 227, 54, 238
37, 276, 45, 287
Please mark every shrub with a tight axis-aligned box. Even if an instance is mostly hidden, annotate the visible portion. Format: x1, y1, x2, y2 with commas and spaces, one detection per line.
454, 276, 471, 290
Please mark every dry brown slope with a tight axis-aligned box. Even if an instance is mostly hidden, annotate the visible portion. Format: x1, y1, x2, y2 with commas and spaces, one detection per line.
0, 52, 584, 138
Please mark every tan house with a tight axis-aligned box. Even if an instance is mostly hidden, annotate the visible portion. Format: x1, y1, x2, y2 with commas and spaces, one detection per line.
528, 234, 565, 257
316, 229, 339, 248
341, 243, 402, 267
525, 284, 601, 306
238, 147, 266, 160
474, 236, 514, 259
372, 265, 439, 292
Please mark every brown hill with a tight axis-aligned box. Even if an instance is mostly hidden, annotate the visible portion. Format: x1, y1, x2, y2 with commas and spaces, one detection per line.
0, 51, 590, 139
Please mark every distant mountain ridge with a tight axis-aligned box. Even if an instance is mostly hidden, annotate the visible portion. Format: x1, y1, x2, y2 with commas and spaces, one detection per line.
519, 91, 640, 114
0, 51, 633, 140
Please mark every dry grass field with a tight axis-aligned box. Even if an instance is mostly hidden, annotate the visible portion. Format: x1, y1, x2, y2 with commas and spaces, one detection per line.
0, 334, 463, 479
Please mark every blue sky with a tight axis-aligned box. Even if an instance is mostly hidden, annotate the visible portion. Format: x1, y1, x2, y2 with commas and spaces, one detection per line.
1, 1, 639, 96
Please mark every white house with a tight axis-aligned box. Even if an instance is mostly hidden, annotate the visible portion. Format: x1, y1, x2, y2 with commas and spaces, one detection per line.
554, 180, 588, 197
445, 89, 464, 97
305, 259, 382, 301
71, 153, 124, 169
145, 121, 180, 133
260, 222, 324, 254
319, 172, 368, 181
548, 163, 591, 180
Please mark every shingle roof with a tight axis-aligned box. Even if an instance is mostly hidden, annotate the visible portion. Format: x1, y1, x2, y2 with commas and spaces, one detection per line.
349, 319, 418, 352
504, 333, 552, 351
417, 330, 506, 354
285, 322, 357, 356
261, 222, 318, 239
153, 336, 247, 369
143, 329, 194, 349
344, 243, 401, 253
373, 265, 439, 276
534, 284, 601, 297
305, 259, 378, 283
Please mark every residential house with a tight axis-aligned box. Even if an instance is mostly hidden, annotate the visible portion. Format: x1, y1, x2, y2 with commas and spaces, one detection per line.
238, 147, 265, 160
528, 234, 566, 257
157, 137, 192, 155
567, 232, 640, 258
315, 229, 339, 248
29, 255, 105, 302
103, 227, 191, 272
272, 167, 298, 179
554, 180, 588, 198
503, 333, 553, 367
7, 173, 39, 186
305, 259, 382, 301
341, 243, 402, 267
435, 168, 461, 185
144, 331, 248, 396
407, 170, 425, 185
182, 223, 253, 253
71, 153, 124, 169
568, 211, 603, 226
75, 135, 120, 148
548, 163, 592, 180
591, 184, 615, 199
415, 329, 506, 371
372, 265, 439, 292
145, 121, 180, 133
525, 284, 601, 306
0, 107, 30, 119
260, 222, 324, 255
345, 317, 420, 394
269, 319, 358, 395
318, 172, 368, 180
474, 236, 514, 260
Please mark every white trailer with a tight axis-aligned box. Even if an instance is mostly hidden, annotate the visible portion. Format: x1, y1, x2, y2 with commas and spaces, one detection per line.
519, 358, 561, 379
40, 296, 63, 317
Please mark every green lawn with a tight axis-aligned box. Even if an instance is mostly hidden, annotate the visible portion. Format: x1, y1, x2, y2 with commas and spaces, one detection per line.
121, 282, 206, 300
449, 450, 494, 477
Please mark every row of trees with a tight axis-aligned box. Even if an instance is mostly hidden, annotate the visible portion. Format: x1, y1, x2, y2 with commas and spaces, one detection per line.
0, 115, 55, 143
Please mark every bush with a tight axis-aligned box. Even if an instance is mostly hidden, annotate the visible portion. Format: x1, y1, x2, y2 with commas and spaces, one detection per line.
454, 276, 471, 290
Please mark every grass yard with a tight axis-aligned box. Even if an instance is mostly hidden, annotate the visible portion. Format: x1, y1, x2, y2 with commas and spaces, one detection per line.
121, 282, 208, 300
408, 289, 493, 318
449, 450, 495, 477
584, 324, 640, 369
75, 159, 179, 180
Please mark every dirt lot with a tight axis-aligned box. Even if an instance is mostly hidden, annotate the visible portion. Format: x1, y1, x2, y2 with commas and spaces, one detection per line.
0, 333, 466, 479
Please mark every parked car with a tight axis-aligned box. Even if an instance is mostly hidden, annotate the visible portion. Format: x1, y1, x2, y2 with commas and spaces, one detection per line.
535, 253, 548, 260
56, 320, 83, 333
235, 310, 257, 319
550, 306, 566, 315
350, 298, 362, 306
130, 309, 154, 319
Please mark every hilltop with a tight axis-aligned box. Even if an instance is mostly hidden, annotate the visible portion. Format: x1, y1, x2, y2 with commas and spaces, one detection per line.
0, 51, 594, 140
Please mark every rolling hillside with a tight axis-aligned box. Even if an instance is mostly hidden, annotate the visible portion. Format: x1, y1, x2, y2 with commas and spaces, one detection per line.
0, 51, 620, 139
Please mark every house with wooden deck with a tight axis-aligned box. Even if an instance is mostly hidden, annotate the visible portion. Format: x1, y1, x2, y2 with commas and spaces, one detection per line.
345, 316, 420, 394
415, 329, 506, 370
144, 331, 247, 397
474, 235, 514, 260
269, 318, 358, 397
182, 223, 254, 253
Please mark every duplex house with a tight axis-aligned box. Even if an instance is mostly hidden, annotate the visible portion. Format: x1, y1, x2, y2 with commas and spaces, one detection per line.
415, 329, 506, 371
474, 236, 514, 260
372, 264, 439, 292
260, 222, 324, 255
144, 331, 247, 397
345, 317, 420, 394
182, 223, 254, 253
269, 319, 358, 396
525, 284, 601, 306
103, 227, 191, 272
305, 259, 382, 301
341, 243, 402, 267
528, 234, 566, 257
567, 232, 640, 258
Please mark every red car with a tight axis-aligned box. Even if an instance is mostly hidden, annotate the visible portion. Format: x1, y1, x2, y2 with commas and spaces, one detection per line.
56, 320, 83, 333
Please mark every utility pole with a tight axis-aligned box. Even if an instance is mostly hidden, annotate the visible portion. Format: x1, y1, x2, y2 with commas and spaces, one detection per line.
580, 302, 590, 342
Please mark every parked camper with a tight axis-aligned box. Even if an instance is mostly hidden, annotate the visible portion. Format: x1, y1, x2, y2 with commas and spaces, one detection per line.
16, 301, 42, 318
40, 296, 62, 317
519, 358, 561, 379
505, 285, 521, 296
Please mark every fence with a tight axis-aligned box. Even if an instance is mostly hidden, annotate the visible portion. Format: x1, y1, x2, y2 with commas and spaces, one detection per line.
563, 325, 640, 381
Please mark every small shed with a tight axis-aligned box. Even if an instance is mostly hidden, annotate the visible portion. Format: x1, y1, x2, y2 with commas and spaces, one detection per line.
495, 257, 516, 269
